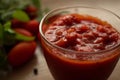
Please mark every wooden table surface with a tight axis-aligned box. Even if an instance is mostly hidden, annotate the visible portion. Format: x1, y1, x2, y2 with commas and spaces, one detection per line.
1, 45, 120, 80
1, 0, 120, 80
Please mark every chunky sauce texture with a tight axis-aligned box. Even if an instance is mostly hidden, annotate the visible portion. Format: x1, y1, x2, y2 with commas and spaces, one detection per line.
43, 13, 120, 80
45, 14, 120, 52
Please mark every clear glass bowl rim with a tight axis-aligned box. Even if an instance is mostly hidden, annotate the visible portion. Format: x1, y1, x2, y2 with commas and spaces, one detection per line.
39, 6, 120, 54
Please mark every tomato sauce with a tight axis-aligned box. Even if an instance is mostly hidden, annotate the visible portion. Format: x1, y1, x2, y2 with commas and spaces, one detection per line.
41, 13, 120, 80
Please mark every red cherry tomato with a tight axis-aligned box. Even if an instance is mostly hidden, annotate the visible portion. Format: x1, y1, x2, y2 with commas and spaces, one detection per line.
11, 19, 26, 28
13, 28, 33, 37
24, 5, 38, 19
24, 20, 39, 35
8, 41, 37, 67
25, 5, 37, 13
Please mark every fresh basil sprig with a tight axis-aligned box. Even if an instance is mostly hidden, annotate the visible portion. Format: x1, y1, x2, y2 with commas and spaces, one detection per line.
1, 21, 35, 46
0, 0, 30, 23
12, 10, 30, 22
0, 0, 44, 69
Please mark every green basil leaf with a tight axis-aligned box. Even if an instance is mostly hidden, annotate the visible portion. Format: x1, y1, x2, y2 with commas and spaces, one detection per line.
12, 10, 30, 22
4, 21, 11, 30
15, 33, 35, 41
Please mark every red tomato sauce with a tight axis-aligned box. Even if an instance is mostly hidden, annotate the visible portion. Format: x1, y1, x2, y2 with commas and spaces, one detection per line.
45, 14, 120, 60
42, 13, 120, 80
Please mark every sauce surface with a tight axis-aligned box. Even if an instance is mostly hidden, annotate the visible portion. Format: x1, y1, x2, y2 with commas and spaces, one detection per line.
45, 14, 120, 51
43, 13, 120, 80
44, 14, 120, 60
